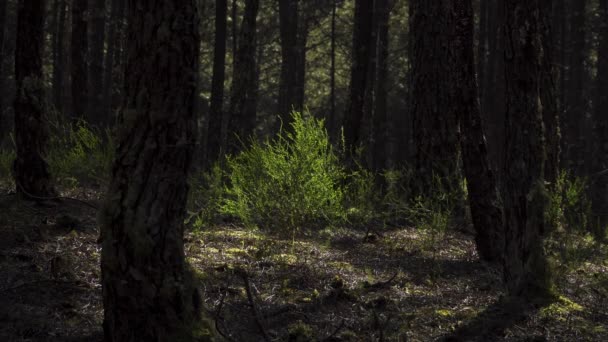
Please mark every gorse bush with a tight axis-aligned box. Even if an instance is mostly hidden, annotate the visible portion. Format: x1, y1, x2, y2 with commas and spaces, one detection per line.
222, 111, 345, 230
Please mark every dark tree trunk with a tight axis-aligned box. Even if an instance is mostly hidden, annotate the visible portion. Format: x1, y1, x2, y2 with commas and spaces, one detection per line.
13, 0, 55, 198
503, 0, 551, 297
477, 0, 488, 98
99, 1, 210, 341
0, 0, 8, 132
540, 0, 560, 185
206, 0, 227, 166
103, 0, 125, 122
343, 0, 374, 155
371, 0, 390, 172
454, 0, 504, 264
51, 0, 66, 114
329, 0, 336, 140
278, 0, 300, 126
227, 0, 259, 154
71, 0, 88, 120
89, 0, 106, 125
593, 0, 608, 236
409, 0, 461, 196
564, 0, 587, 174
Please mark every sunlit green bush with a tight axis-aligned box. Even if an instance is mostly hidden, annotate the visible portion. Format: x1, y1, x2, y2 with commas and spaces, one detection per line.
222, 111, 346, 230
547, 171, 592, 235
48, 119, 114, 186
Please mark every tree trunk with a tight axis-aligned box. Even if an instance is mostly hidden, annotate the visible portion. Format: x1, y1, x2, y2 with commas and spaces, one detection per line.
540, 0, 560, 185
502, 0, 551, 297
329, 0, 336, 140
89, 0, 106, 125
593, 0, 608, 237
343, 0, 374, 155
454, 0, 504, 264
206, 0, 227, 166
371, 0, 390, 172
278, 0, 300, 127
226, 0, 259, 154
0, 0, 8, 132
51, 0, 66, 114
99, 1, 212, 341
71, 0, 88, 120
564, 0, 587, 174
103, 0, 125, 123
410, 0, 461, 196
13, 0, 55, 198
477, 0, 488, 99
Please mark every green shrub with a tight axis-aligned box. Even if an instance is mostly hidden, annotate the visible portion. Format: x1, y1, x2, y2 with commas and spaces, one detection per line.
547, 171, 592, 234
47, 120, 114, 186
0, 145, 16, 188
187, 163, 225, 230
222, 111, 345, 230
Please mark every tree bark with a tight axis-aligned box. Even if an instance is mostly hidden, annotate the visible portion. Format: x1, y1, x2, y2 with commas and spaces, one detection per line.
343, 0, 374, 155
477, 0, 488, 99
502, 0, 551, 297
71, 0, 88, 120
409, 0, 461, 196
0, 0, 8, 132
226, 0, 259, 154
103, 0, 125, 123
454, 0, 504, 264
51, 0, 67, 115
89, 0, 106, 125
371, 0, 390, 172
99, 1, 212, 341
278, 0, 300, 127
593, 0, 608, 237
329, 0, 336, 140
206, 0, 227, 166
13, 0, 55, 198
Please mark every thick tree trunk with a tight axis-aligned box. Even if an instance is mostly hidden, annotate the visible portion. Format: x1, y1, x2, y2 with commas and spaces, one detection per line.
371, 0, 390, 172
343, 0, 374, 155
99, 1, 212, 341
13, 0, 55, 198
89, 0, 106, 125
51, 0, 66, 114
503, 0, 551, 297
207, 0, 227, 166
564, 0, 587, 174
71, 0, 88, 120
477, 0, 488, 98
103, 0, 125, 123
410, 0, 461, 196
0, 0, 8, 132
540, 0, 560, 185
227, 0, 259, 154
454, 0, 504, 264
593, 0, 608, 237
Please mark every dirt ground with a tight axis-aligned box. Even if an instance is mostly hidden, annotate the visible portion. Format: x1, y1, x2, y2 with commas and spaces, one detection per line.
1, 187, 607, 341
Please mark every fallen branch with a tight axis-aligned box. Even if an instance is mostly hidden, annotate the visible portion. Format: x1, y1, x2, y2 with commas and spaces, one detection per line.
322, 319, 345, 341
364, 272, 398, 292
237, 268, 271, 342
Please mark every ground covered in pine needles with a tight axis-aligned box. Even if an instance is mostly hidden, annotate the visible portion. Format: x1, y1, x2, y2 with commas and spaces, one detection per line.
0, 187, 607, 341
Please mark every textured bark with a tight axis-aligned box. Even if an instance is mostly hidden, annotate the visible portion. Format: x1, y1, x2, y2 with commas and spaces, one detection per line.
206, 0, 227, 166
227, 0, 259, 154
278, 0, 300, 126
13, 0, 55, 198
454, 0, 504, 264
343, 0, 374, 154
563, 0, 587, 173
593, 0, 608, 235
89, 0, 106, 125
0, 0, 8, 132
371, 0, 390, 172
410, 0, 461, 195
99, 1, 210, 341
71, 0, 88, 120
502, 0, 551, 296
477, 0, 488, 98
540, 0, 560, 184
51, 0, 67, 114
103, 0, 125, 122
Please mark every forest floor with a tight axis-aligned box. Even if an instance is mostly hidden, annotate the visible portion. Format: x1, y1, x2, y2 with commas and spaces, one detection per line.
1, 186, 607, 341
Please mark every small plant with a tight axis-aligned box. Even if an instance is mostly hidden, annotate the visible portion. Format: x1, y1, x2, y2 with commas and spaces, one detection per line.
0, 145, 16, 188
187, 162, 225, 230
222, 111, 345, 231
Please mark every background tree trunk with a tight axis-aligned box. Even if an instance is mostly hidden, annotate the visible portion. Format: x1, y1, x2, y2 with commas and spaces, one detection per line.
278, 0, 300, 128
13, 0, 55, 198
0, 0, 9, 135
409, 0, 461, 196
89, 0, 106, 125
99, 1, 209, 340
593, 0, 608, 238
51, 0, 66, 115
454, 0, 504, 264
371, 0, 390, 172
71, 0, 88, 120
207, 0, 227, 166
343, 0, 374, 155
103, 0, 125, 123
502, 0, 551, 297
227, 0, 259, 154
